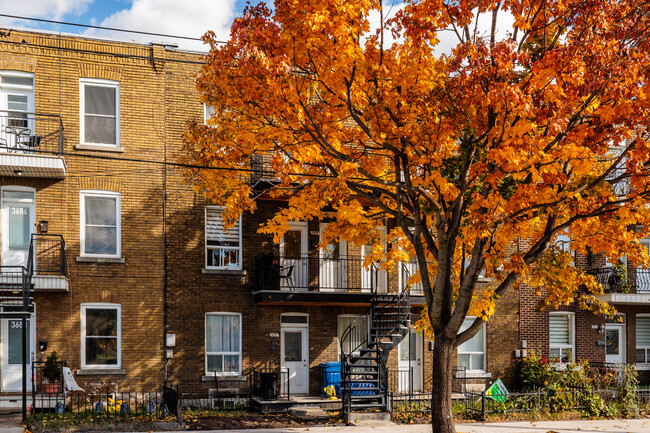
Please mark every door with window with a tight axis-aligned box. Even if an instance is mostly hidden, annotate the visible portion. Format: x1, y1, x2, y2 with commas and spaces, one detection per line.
606, 323, 626, 364
280, 222, 308, 291
398, 330, 422, 392
1, 188, 35, 268
1, 317, 35, 392
281, 327, 309, 394
0, 73, 35, 153
319, 224, 347, 291
361, 227, 387, 293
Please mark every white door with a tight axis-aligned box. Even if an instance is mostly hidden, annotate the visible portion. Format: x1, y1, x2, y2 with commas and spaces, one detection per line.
361, 227, 387, 293
280, 222, 308, 291
637, 239, 650, 292
398, 330, 422, 392
0, 88, 35, 152
1, 317, 35, 392
319, 223, 347, 291
281, 327, 309, 394
1, 188, 36, 268
605, 323, 626, 364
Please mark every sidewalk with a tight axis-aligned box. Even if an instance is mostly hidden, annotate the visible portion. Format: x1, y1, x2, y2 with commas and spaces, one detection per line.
139, 419, 650, 433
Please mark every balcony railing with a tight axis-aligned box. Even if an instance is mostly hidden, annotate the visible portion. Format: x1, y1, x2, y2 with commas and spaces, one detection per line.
588, 266, 650, 293
253, 253, 386, 293
0, 110, 64, 155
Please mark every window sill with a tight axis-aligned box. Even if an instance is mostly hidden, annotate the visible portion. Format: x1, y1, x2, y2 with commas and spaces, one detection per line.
77, 368, 125, 376
202, 268, 246, 276
636, 364, 650, 371
77, 256, 125, 264
201, 374, 247, 382
454, 371, 492, 379
75, 144, 125, 153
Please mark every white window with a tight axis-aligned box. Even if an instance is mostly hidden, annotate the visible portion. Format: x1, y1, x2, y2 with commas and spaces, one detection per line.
81, 303, 121, 368
549, 312, 575, 362
204, 104, 215, 125
80, 191, 121, 258
206, 313, 241, 375
205, 207, 242, 269
338, 315, 368, 359
79, 79, 120, 146
636, 315, 650, 364
458, 317, 486, 372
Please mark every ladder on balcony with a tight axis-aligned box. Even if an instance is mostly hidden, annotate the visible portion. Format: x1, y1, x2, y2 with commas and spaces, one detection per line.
340, 287, 411, 418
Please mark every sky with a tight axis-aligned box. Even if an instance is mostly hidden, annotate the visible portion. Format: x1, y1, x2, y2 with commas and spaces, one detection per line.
0, 1, 512, 53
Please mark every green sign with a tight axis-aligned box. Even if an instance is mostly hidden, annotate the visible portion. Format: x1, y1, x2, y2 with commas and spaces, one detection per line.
485, 378, 509, 402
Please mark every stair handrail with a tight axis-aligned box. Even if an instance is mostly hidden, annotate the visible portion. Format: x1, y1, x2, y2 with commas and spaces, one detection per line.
23, 236, 36, 310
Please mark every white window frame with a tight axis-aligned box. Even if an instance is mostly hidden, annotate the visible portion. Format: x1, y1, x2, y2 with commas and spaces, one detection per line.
80, 303, 121, 369
205, 312, 242, 376
80, 190, 121, 258
204, 104, 215, 125
205, 206, 242, 270
79, 78, 120, 147
549, 312, 575, 362
458, 317, 486, 372
636, 314, 650, 367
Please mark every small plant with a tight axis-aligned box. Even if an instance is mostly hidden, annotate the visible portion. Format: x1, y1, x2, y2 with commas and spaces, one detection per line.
43, 351, 60, 383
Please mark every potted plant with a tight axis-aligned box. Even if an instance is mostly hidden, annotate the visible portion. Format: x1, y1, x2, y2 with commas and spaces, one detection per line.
43, 351, 60, 396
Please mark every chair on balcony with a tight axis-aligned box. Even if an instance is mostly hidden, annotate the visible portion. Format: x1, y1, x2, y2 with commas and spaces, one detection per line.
279, 265, 295, 291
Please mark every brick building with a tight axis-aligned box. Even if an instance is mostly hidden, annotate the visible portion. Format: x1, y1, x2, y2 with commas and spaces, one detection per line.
2, 27, 646, 409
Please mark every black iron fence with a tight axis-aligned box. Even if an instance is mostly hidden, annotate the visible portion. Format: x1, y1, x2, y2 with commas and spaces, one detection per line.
30, 388, 179, 421
588, 266, 650, 293
31, 234, 67, 276
0, 110, 63, 155
254, 253, 383, 292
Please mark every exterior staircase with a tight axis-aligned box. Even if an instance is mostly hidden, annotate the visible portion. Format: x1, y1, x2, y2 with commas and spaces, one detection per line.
340, 288, 411, 420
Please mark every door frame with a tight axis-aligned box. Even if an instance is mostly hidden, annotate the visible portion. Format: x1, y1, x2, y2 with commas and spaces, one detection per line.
398, 330, 423, 392
1, 186, 36, 268
605, 322, 626, 364
280, 313, 309, 395
279, 221, 308, 291
319, 223, 347, 291
1, 312, 36, 392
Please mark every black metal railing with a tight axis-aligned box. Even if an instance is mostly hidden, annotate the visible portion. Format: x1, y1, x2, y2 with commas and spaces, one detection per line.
30, 234, 67, 277
587, 266, 650, 293
0, 110, 64, 155
250, 366, 291, 401
254, 253, 384, 292
0, 266, 32, 311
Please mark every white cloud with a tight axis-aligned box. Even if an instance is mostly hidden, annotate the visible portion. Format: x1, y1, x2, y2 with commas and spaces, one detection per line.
0, 0, 91, 26
88, 0, 238, 52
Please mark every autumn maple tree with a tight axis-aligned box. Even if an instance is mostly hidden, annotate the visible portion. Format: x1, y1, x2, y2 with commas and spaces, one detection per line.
183, 0, 650, 431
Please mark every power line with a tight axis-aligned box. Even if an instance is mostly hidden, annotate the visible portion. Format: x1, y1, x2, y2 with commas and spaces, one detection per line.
0, 13, 227, 44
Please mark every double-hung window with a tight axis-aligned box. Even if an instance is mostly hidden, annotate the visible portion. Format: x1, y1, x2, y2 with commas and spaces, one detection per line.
205, 313, 241, 375
80, 191, 121, 258
80, 79, 120, 147
81, 303, 121, 368
458, 317, 486, 372
636, 315, 650, 364
205, 207, 241, 269
549, 313, 575, 362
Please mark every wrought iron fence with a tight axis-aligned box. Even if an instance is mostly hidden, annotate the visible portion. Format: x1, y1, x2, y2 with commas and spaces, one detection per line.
0, 110, 63, 154
30, 388, 179, 422
254, 253, 384, 292
31, 234, 67, 276
587, 266, 650, 293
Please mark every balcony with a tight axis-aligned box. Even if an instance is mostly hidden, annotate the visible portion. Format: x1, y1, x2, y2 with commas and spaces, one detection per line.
0, 111, 66, 179
589, 266, 650, 304
253, 253, 385, 304
252, 253, 425, 305
30, 234, 68, 292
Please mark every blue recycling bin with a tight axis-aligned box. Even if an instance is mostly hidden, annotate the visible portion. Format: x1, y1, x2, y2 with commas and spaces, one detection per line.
320, 362, 341, 397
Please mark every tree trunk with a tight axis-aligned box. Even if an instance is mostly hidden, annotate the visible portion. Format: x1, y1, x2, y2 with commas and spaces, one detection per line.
431, 334, 455, 433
